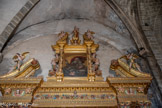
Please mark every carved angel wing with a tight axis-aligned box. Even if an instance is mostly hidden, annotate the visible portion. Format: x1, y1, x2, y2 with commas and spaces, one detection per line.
12, 55, 18, 60
12, 52, 29, 60
133, 54, 139, 58
90, 31, 95, 34
58, 32, 62, 36
21, 52, 30, 58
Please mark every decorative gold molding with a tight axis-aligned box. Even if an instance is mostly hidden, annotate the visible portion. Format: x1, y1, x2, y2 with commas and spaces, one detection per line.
0, 28, 152, 107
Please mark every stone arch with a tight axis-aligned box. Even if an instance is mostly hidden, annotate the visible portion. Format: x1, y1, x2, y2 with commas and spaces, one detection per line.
0, 0, 40, 52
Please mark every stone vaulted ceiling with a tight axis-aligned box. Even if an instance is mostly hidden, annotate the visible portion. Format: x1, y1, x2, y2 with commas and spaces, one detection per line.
0, 0, 162, 107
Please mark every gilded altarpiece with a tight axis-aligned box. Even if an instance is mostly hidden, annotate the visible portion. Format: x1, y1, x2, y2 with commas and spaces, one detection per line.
0, 27, 152, 108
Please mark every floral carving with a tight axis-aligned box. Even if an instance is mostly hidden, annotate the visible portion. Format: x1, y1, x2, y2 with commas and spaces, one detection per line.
137, 87, 144, 93
5, 88, 12, 95
25, 88, 32, 94
117, 87, 124, 93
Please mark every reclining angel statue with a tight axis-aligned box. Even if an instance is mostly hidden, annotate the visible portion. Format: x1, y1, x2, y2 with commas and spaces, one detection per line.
0, 52, 40, 78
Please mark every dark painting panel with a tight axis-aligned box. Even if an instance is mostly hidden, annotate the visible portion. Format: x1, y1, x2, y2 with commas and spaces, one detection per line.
63, 57, 87, 77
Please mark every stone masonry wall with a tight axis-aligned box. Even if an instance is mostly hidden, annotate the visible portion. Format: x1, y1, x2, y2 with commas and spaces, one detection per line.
114, 0, 162, 107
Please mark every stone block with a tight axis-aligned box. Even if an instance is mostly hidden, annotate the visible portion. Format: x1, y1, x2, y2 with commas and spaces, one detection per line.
16, 12, 24, 19
8, 22, 16, 29
13, 16, 21, 23
140, 15, 147, 20
140, 3, 146, 6
30, 0, 40, 4
0, 36, 7, 43
145, 34, 152, 37
25, 1, 33, 9
20, 7, 28, 15
140, 4, 145, 10
150, 44, 161, 50
153, 50, 161, 55
5, 25, 13, 34
149, 40, 158, 44
150, 43, 159, 48
147, 37, 156, 41
141, 10, 149, 16
1, 31, 9, 37
11, 19, 18, 26
157, 59, 162, 65
0, 31, 9, 42
154, 54, 162, 59
144, 30, 153, 36
142, 26, 151, 31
